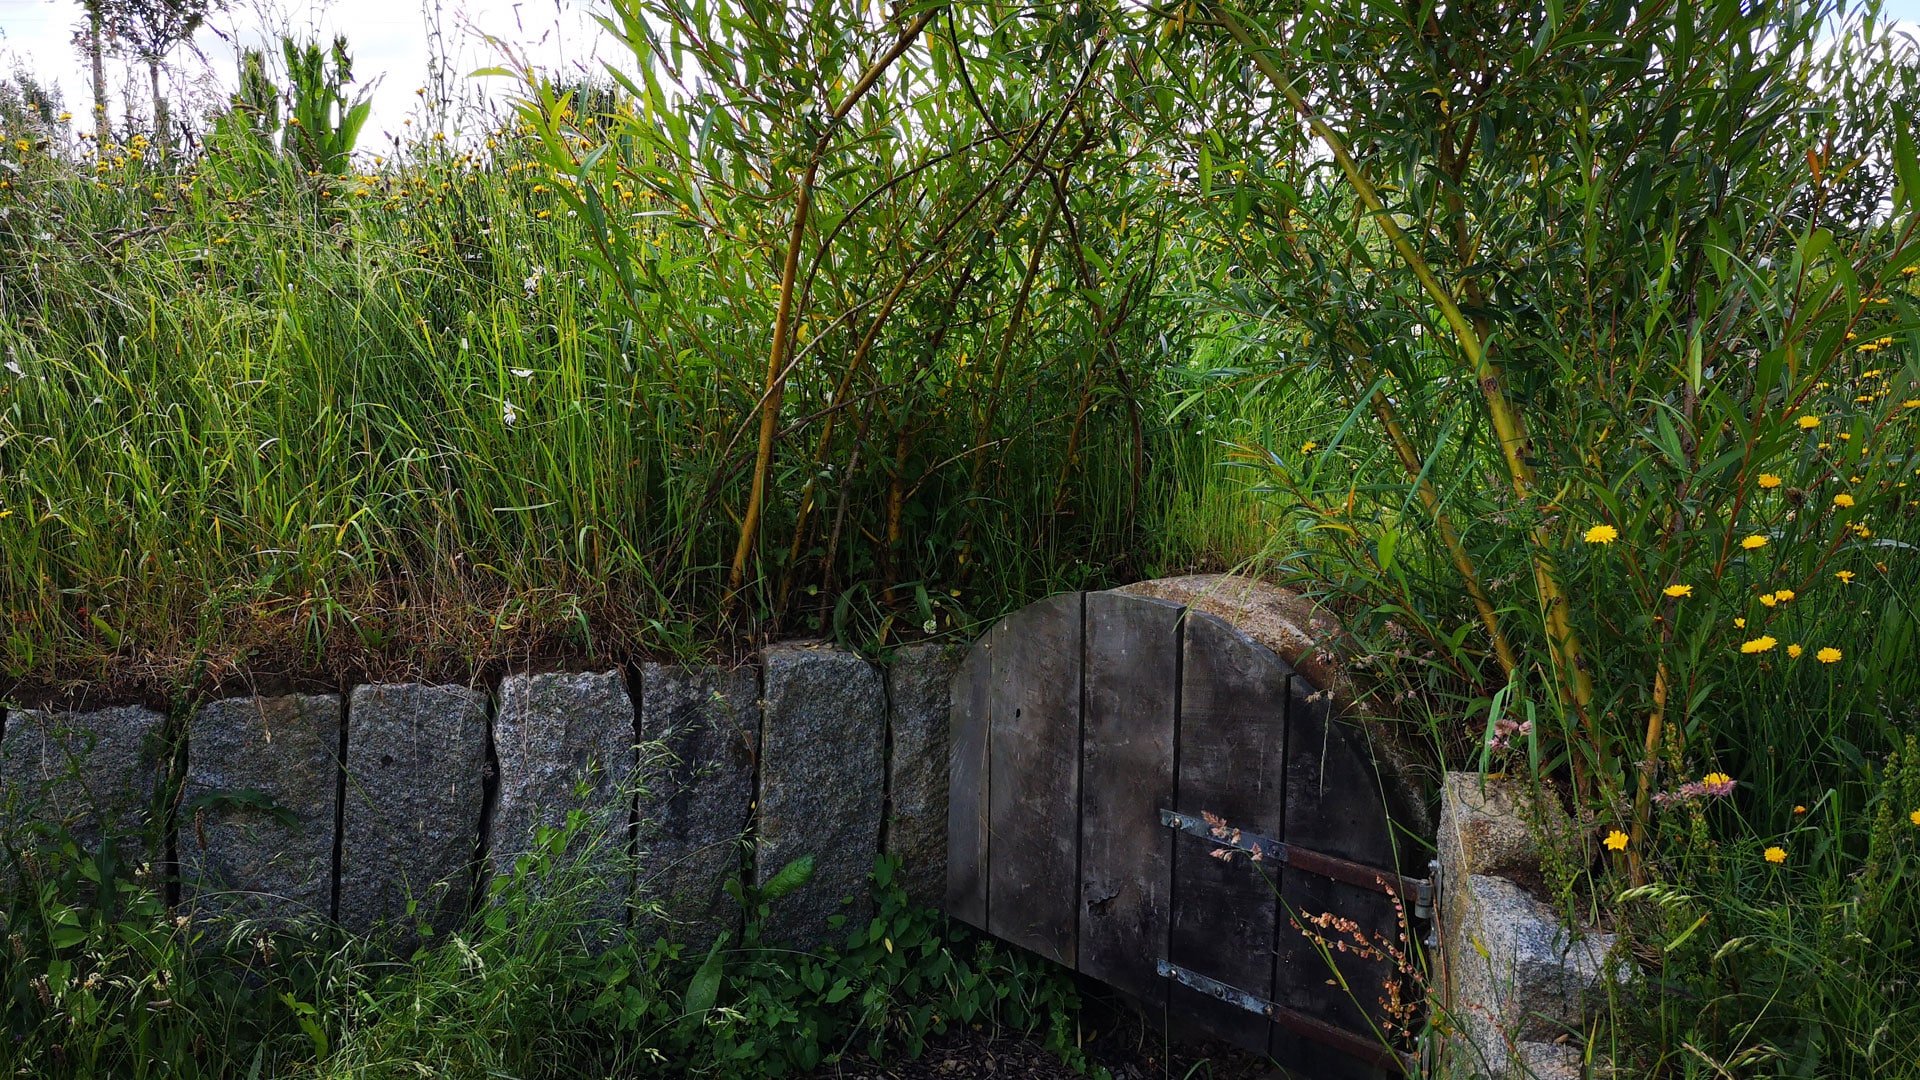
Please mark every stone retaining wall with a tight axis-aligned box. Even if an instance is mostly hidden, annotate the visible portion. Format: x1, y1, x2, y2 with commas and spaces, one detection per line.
0, 642, 959, 950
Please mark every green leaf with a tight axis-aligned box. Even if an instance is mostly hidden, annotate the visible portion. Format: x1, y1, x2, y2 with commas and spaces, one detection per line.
759, 855, 816, 902
684, 932, 728, 1018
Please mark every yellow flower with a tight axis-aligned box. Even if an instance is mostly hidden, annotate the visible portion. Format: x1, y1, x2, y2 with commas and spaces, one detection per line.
1903, 399, 1920, 409
1663, 584, 1693, 598
1764, 846, 1787, 864
1759, 593, 1778, 607
1794, 804, 1808, 814
1816, 647, 1842, 663
1300, 441, 1318, 454
1740, 635, 1778, 654
1584, 524, 1619, 544
1758, 473, 1783, 489
1909, 809, 1920, 827
1797, 415, 1821, 429
1833, 493, 1855, 508
1788, 643, 1803, 657
1774, 588, 1794, 602
1741, 534, 1768, 550
1836, 569, 1855, 583
1734, 617, 1747, 628
1603, 829, 1629, 852
1703, 772, 1732, 787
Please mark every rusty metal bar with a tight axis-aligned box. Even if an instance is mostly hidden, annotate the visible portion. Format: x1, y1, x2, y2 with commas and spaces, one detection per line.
1156, 960, 1411, 1074
1158, 808, 1429, 903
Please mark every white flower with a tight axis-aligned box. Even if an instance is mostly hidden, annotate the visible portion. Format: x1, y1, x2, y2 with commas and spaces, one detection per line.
502, 399, 518, 427
3, 360, 21, 378
522, 266, 546, 297
510, 368, 533, 379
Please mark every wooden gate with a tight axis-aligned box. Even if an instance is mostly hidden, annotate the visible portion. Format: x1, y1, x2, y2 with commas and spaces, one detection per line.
946, 590, 1430, 1077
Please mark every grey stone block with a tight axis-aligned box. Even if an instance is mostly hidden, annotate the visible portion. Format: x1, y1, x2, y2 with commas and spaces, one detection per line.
1517, 1041, 1584, 1080
884, 644, 960, 905
756, 642, 886, 948
337, 684, 488, 940
1437, 771, 1625, 1079
1438, 772, 1587, 882
1449, 873, 1618, 1043
0, 704, 168, 876
488, 670, 636, 927
179, 695, 342, 928
634, 663, 758, 949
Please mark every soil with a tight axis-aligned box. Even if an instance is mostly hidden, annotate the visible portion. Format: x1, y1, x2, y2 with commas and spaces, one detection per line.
806, 988, 1290, 1080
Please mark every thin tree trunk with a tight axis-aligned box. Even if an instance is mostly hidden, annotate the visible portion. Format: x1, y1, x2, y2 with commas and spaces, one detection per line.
89, 6, 109, 145
148, 60, 169, 152
1212, 3, 1600, 784
725, 11, 936, 601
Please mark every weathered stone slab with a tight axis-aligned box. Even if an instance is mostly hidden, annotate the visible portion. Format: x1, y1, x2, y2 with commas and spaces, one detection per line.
756, 642, 886, 948
1438, 771, 1623, 1080
179, 694, 342, 928
337, 684, 488, 940
634, 663, 758, 949
0, 705, 168, 876
488, 670, 636, 928
1448, 873, 1618, 1044
884, 643, 961, 906
1437, 772, 1583, 881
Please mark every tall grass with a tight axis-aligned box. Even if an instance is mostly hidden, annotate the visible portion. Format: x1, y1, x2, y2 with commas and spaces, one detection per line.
0, 84, 1271, 690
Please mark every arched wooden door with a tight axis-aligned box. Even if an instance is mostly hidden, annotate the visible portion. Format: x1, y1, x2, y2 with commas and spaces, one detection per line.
947, 590, 1428, 1077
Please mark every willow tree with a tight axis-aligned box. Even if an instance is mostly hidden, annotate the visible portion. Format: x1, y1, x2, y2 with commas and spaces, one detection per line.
505, 0, 1187, 632
1135, 0, 1919, 809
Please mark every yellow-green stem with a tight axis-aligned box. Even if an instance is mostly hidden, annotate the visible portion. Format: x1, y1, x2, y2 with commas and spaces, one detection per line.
1210, 2, 1596, 765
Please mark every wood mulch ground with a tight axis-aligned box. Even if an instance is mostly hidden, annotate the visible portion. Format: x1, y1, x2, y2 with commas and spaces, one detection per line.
807, 990, 1288, 1080
806, 1028, 1283, 1079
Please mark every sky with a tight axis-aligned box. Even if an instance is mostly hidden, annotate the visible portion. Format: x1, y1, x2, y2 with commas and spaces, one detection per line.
0, 0, 613, 143
4, 0, 1920, 148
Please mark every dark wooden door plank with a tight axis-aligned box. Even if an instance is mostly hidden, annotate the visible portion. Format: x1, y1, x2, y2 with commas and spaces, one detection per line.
986, 591, 1083, 966
946, 636, 994, 929
1272, 675, 1404, 1077
1169, 611, 1290, 1053
1078, 591, 1181, 1003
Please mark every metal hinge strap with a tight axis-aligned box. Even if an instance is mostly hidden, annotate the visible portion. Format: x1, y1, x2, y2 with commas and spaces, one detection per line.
1159, 808, 1432, 909
1156, 960, 1411, 1074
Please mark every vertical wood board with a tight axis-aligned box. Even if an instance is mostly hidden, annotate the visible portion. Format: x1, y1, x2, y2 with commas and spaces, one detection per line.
1078, 592, 1180, 1003
1169, 612, 1291, 1053
1272, 676, 1403, 1074
986, 591, 1083, 967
